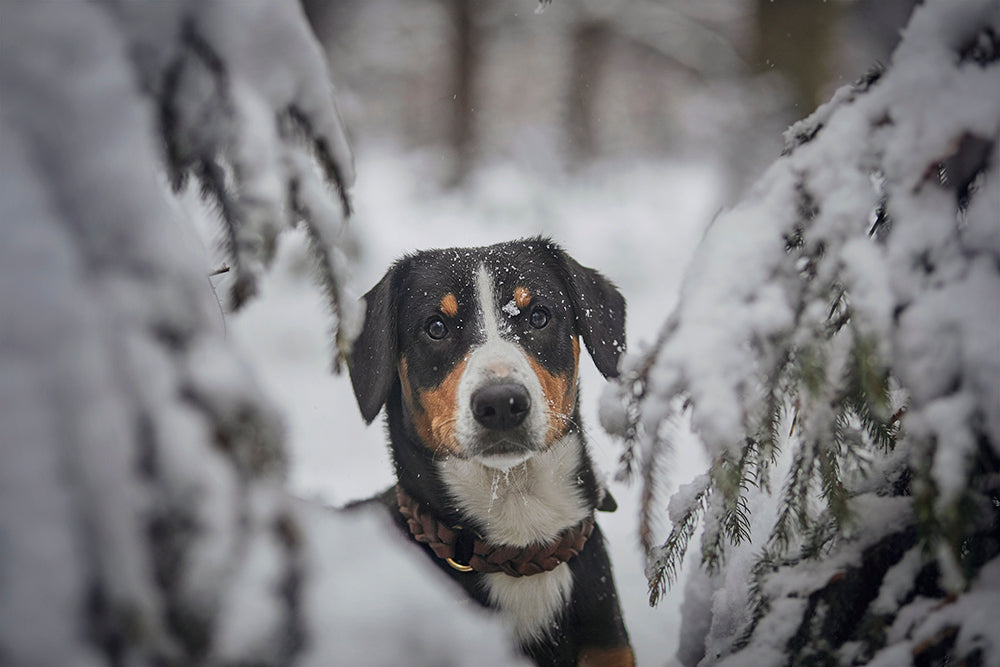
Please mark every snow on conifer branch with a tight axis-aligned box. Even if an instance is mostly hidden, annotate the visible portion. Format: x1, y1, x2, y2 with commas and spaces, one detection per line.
103, 0, 360, 365
603, 0, 1000, 662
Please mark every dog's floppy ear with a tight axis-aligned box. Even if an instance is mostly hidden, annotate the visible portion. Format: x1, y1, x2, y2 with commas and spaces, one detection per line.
549, 242, 627, 379
348, 268, 398, 424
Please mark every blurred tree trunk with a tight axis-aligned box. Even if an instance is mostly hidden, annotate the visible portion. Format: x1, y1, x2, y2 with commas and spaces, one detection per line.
299, 0, 335, 43
445, 0, 483, 187
848, 0, 920, 62
566, 19, 612, 164
754, 0, 842, 114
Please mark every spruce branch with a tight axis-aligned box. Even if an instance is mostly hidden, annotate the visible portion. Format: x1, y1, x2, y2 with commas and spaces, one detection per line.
750, 348, 795, 494
825, 286, 851, 337
615, 317, 678, 483
757, 396, 786, 488
699, 491, 728, 575
638, 427, 669, 556
197, 157, 261, 309
769, 436, 818, 554
615, 383, 645, 484
735, 547, 785, 650
647, 475, 711, 606
714, 446, 756, 548
817, 443, 850, 530
795, 343, 829, 399
800, 510, 840, 561
287, 172, 357, 373
284, 106, 352, 219
841, 332, 898, 453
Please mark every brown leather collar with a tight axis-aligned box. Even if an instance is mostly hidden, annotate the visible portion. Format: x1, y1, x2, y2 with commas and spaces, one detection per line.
394, 485, 594, 577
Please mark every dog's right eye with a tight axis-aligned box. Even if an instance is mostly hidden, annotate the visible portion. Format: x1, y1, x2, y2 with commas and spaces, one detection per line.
426, 316, 449, 340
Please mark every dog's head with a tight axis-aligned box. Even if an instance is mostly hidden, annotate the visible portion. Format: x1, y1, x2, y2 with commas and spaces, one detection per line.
349, 238, 625, 468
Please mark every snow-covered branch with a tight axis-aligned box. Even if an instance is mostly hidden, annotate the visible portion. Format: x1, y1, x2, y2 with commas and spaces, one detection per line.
104, 0, 361, 365
601, 0, 1000, 663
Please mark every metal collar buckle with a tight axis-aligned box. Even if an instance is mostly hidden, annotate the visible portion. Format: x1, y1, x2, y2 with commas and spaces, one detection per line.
445, 525, 480, 572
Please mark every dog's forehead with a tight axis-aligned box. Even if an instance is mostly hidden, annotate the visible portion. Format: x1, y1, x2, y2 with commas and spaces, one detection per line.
400, 241, 565, 300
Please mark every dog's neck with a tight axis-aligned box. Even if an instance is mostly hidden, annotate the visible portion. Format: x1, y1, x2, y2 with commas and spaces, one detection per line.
385, 383, 601, 543
438, 431, 591, 547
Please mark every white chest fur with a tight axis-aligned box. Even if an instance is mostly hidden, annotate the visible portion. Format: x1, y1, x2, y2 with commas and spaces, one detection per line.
438, 433, 589, 642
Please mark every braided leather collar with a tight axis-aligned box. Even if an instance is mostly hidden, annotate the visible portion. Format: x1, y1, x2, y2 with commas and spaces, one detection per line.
395, 485, 594, 577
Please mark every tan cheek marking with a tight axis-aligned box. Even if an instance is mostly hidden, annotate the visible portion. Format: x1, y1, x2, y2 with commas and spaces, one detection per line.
400, 356, 468, 456
514, 286, 531, 310
440, 293, 458, 317
398, 357, 419, 424
528, 336, 580, 445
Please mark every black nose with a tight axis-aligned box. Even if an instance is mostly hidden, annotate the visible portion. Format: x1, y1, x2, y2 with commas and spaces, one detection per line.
471, 383, 531, 430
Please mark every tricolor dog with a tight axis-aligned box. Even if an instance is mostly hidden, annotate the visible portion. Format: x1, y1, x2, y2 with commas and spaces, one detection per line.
348, 238, 633, 666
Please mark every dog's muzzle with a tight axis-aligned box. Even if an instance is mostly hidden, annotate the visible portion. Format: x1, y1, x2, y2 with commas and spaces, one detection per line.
470, 382, 531, 431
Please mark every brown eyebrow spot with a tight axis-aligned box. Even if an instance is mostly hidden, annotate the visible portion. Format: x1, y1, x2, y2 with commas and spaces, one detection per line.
514, 286, 531, 310
440, 293, 458, 317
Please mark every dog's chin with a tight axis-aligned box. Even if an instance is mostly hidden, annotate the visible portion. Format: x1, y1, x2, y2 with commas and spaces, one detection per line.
470, 437, 538, 470
477, 450, 534, 471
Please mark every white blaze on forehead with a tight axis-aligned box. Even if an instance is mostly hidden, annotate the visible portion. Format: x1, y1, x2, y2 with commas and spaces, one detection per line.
475, 263, 501, 340
450, 262, 548, 462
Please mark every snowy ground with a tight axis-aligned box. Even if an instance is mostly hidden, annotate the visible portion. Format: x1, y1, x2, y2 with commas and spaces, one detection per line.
225, 147, 719, 665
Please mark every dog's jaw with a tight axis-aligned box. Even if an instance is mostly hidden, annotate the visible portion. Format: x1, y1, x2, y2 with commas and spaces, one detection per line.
478, 450, 534, 470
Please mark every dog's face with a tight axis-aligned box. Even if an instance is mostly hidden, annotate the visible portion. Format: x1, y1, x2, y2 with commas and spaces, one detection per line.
349, 238, 625, 468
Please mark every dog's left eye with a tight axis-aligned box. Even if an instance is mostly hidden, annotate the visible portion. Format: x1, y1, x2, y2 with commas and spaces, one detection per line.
426, 316, 449, 340
529, 306, 550, 329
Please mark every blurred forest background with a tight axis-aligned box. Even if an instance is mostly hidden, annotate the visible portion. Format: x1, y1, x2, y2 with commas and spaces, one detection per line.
5, 2, 995, 665
301, 0, 916, 196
